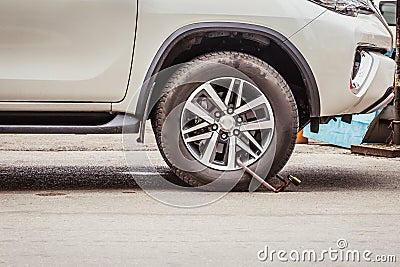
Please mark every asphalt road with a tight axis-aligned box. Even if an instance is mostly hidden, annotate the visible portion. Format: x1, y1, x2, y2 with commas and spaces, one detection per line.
0, 132, 399, 266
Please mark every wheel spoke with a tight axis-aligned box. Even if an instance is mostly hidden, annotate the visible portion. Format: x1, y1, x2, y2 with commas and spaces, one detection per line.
185, 132, 213, 143
240, 120, 274, 132
185, 101, 214, 124
202, 132, 219, 163
227, 136, 237, 169
243, 131, 263, 151
237, 138, 258, 158
182, 121, 210, 135
224, 79, 235, 106
181, 77, 275, 171
235, 96, 265, 115
202, 83, 227, 111
235, 80, 244, 108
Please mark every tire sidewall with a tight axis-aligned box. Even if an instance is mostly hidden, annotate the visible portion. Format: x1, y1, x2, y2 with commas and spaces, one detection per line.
157, 53, 298, 190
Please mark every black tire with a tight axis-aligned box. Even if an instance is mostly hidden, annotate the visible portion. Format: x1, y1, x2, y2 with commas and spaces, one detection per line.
151, 51, 298, 191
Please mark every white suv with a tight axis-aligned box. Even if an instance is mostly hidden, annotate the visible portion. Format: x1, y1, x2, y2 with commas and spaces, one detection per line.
0, 0, 395, 190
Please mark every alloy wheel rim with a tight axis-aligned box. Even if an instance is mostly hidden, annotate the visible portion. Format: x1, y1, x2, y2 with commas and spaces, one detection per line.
180, 77, 275, 171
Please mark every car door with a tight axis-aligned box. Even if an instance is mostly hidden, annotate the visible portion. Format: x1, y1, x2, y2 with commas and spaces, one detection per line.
0, 0, 137, 102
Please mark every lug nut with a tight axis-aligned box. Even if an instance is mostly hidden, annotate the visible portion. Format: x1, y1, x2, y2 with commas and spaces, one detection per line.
233, 129, 240, 136
221, 133, 228, 139
212, 124, 218, 131
227, 108, 234, 115
215, 111, 221, 118
236, 117, 243, 123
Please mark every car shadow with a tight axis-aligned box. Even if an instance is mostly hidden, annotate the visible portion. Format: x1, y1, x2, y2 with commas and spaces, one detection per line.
0, 164, 398, 192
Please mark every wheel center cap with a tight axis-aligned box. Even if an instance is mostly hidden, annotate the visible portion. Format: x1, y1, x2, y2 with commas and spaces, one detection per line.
219, 115, 236, 131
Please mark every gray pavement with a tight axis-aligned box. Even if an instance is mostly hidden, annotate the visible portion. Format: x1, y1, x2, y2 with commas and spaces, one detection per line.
0, 131, 400, 266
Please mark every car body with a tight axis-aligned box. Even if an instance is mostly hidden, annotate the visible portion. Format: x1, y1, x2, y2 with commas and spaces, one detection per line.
0, 0, 396, 190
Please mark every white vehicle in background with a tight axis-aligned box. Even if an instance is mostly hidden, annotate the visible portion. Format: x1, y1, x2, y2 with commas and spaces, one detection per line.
375, 0, 396, 57
0, 0, 396, 190
375, 0, 396, 35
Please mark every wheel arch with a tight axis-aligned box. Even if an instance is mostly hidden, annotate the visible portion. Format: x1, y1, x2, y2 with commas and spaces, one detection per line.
136, 22, 320, 141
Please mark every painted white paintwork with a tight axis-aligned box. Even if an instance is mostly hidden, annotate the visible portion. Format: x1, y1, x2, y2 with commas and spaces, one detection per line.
0, 0, 137, 102
114, 0, 327, 114
0, 0, 395, 117
289, 11, 394, 115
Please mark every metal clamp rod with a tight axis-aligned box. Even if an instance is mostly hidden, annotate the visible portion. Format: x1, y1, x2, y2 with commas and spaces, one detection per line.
237, 157, 301, 193
236, 157, 279, 192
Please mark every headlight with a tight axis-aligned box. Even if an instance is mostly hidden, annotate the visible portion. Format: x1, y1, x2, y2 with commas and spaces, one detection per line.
308, 0, 375, 17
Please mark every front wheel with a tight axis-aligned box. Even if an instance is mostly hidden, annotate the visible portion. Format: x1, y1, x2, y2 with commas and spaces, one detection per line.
151, 52, 298, 191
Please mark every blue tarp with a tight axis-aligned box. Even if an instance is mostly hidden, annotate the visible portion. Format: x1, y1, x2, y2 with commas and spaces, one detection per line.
303, 112, 379, 149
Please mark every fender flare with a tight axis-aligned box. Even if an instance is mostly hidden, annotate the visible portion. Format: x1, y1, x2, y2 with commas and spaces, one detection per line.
136, 22, 320, 141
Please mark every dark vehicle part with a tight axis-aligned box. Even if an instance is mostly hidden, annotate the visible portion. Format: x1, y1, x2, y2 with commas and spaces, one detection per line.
0, 112, 139, 134
363, 105, 394, 144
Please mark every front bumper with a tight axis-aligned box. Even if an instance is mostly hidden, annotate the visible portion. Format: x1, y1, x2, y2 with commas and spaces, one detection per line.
362, 86, 394, 114
288, 10, 395, 116
348, 51, 395, 113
